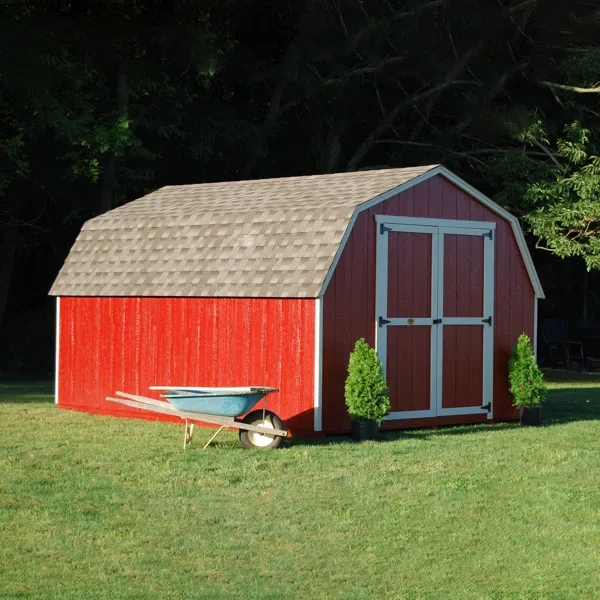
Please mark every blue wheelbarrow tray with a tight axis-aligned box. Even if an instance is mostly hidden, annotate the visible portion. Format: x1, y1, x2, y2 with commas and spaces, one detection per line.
161, 389, 269, 417
106, 386, 285, 450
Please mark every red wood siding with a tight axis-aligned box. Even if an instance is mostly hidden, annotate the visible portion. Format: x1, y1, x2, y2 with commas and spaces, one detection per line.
441, 232, 486, 410
443, 234, 484, 318
387, 327, 431, 412
386, 231, 432, 413
322, 174, 535, 433
388, 232, 432, 318
58, 297, 315, 435
442, 326, 484, 409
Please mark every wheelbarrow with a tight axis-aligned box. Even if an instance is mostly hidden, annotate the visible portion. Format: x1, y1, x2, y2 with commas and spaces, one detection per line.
106, 386, 287, 450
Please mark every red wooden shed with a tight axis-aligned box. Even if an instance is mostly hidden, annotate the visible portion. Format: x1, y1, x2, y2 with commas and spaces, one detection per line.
50, 165, 544, 435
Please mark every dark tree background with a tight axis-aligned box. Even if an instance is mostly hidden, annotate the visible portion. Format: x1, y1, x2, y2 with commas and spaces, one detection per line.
2, 0, 600, 375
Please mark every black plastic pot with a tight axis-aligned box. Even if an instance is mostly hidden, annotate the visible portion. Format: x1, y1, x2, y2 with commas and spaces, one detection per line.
519, 406, 542, 426
351, 420, 379, 441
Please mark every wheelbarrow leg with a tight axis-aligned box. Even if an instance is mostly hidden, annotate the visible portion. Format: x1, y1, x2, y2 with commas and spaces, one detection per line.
203, 425, 226, 450
183, 419, 195, 451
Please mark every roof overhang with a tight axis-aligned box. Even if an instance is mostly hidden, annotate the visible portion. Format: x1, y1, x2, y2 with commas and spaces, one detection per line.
320, 165, 545, 299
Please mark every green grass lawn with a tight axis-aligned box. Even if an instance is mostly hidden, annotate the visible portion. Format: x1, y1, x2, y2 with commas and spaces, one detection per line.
1, 374, 600, 599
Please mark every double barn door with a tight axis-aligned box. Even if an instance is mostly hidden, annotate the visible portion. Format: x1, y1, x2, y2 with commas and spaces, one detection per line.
375, 216, 495, 420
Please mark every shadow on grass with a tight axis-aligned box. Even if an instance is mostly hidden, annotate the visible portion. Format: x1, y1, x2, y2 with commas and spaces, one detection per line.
0, 381, 54, 403
542, 388, 600, 425
3, 374, 600, 443
289, 422, 521, 447
291, 383, 600, 447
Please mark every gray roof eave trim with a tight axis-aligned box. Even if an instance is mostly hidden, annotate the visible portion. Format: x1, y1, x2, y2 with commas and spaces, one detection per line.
318, 165, 544, 300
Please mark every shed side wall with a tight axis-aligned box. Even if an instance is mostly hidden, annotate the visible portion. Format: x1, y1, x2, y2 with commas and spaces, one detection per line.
58, 297, 315, 435
322, 174, 535, 433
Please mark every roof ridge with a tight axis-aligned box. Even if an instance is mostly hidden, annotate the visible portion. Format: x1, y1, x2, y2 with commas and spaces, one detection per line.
155, 164, 440, 191
88, 165, 440, 222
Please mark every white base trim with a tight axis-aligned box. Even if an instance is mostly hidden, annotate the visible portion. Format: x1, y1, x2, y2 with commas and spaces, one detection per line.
55, 297, 60, 405
384, 410, 435, 420
437, 406, 490, 417
384, 407, 488, 419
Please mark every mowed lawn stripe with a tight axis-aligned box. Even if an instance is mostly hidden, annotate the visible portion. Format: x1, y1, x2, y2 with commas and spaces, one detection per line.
1, 375, 599, 599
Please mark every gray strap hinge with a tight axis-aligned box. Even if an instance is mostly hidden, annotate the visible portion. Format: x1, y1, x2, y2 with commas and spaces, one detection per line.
380, 223, 391, 234
482, 316, 492, 326
483, 230, 493, 240
378, 316, 391, 327
480, 402, 491, 412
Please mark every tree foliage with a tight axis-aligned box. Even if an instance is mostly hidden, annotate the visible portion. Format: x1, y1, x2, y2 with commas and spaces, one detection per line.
345, 338, 390, 422
3, 0, 600, 370
524, 122, 600, 270
508, 334, 547, 408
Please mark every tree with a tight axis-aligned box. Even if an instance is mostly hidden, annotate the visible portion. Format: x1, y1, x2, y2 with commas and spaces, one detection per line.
345, 338, 390, 422
0, 0, 227, 329
3, 0, 600, 371
508, 333, 546, 408
524, 122, 600, 270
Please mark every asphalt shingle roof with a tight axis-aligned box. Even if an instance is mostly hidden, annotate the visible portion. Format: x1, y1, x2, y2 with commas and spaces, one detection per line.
50, 165, 438, 297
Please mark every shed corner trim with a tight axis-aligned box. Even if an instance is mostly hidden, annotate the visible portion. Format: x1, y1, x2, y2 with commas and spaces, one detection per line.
313, 297, 323, 432
55, 297, 60, 405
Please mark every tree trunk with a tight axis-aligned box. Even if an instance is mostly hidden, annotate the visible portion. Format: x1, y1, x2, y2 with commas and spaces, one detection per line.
345, 44, 481, 171
322, 122, 342, 173
99, 154, 118, 215
99, 63, 129, 214
0, 195, 21, 328
241, 51, 299, 180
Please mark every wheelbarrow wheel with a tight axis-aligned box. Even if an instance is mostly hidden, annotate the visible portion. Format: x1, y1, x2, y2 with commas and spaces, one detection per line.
239, 410, 285, 450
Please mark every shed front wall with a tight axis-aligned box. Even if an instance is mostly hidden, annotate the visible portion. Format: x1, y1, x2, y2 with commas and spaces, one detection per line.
58, 297, 316, 435
322, 174, 535, 433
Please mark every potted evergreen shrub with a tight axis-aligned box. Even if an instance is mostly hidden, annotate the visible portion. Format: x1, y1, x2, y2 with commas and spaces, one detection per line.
508, 333, 547, 426
344, 338, 391, 441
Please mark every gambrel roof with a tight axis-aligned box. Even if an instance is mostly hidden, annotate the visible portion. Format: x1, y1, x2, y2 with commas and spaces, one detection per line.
50, 165, 544, 298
